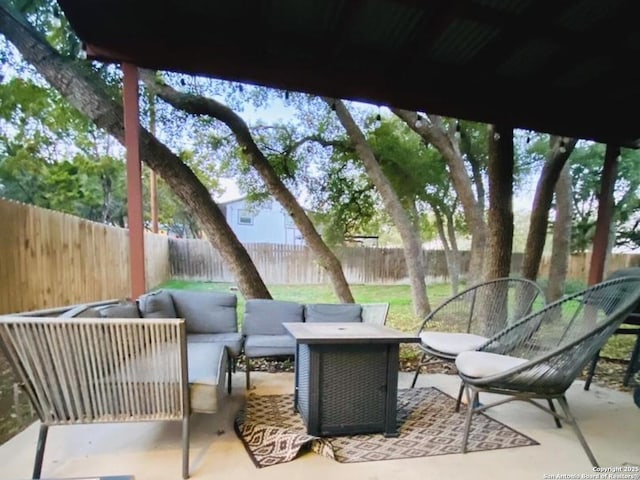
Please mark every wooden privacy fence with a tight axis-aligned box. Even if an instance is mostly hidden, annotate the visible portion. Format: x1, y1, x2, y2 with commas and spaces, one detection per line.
169, 239, 422, 284
170, 238, 640, 286
2, 198, 639, 314
538, 252, 640, 282
0, 199, 170, 314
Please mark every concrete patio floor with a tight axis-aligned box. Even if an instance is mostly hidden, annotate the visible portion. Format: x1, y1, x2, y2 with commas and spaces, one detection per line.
1, 372, 638, 480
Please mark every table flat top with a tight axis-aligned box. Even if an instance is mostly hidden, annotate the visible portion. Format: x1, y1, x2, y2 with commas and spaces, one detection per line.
283, 322, 420, 345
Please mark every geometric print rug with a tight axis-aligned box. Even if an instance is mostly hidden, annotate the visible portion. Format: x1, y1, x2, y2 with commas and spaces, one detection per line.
234, 387, 538, 467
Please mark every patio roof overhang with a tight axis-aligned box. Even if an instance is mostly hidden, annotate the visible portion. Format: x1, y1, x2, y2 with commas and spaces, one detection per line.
57, 0, 640, 148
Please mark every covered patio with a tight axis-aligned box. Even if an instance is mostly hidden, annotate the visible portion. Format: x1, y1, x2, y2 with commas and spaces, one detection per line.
1, 372, 638, 480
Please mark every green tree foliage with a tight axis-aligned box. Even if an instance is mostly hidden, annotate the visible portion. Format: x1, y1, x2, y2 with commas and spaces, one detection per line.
0, 54, 222, 234
308, 145, 377, 246
370, 117, 443, 204
305, 114, 479, 249
0, 76, 128, 223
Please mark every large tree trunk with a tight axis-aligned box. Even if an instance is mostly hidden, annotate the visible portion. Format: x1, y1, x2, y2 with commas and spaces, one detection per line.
140, 72, 354, 303
547, 162, 572, 302
484, 124, 514, 280
588, 145, 620, 286
478, 124, 514, 335
329, 99, 430, 317
521, 135, 576, 281
0, 1, 271, 299
391, 109, 487, 280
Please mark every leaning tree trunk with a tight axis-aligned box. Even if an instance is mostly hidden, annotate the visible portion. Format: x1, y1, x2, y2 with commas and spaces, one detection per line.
521, 136, 576, 282
141, 71, 354, 303
391, 108, 487, 281
547, 162, 572, 302
0, 2, 271, 299
329, 99, 430, 317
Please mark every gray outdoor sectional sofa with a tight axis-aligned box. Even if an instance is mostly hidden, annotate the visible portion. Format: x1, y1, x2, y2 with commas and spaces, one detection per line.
96, 290, 389, 393
65, 288, 239, 409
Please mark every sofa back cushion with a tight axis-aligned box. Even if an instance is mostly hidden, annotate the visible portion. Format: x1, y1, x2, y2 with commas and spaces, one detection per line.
138, 290, 177, 318
243, 299, 304, 335
169, 290, 238, 334
304, 303, 363, 323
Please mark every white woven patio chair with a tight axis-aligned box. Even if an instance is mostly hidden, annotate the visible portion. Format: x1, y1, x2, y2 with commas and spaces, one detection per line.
0, 315, 191, 479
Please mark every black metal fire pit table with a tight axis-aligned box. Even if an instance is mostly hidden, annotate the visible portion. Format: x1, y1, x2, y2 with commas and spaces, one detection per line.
283, 322, 420, 437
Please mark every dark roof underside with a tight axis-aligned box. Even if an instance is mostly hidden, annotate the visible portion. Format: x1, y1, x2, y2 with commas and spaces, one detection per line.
57, 0, 640, 148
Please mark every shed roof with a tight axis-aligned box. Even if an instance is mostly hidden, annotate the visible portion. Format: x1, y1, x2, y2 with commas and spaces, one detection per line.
57, 0, 640, 148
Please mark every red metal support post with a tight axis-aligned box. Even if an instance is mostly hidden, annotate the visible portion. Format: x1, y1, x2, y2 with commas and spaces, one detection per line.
122, 63, 146, 298
587, 144, 619, 286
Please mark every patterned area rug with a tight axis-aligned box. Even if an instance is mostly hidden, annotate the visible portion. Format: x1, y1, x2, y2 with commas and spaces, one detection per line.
234, 387, 538, 467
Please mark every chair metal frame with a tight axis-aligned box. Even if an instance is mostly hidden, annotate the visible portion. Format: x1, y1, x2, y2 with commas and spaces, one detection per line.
456, 275, 640, 467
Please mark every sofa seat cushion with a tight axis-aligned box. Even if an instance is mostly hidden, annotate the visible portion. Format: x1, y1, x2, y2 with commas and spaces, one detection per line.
187, 332, 243, 357
420, 332, 488, 356
169, 290, 238, 334
304, 303, 363, 323
244, 334, 296, 358
187, 342, 227, 414
138, 290, 177, 318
